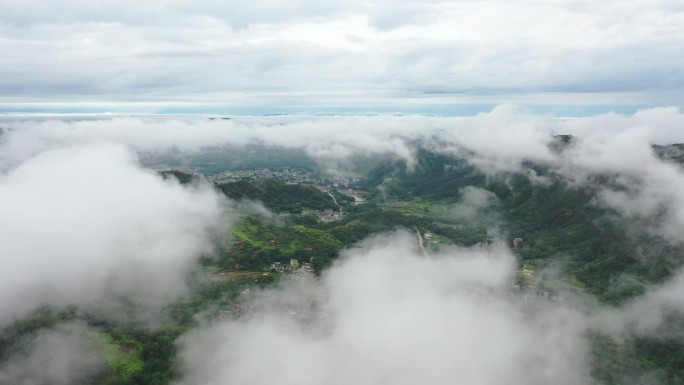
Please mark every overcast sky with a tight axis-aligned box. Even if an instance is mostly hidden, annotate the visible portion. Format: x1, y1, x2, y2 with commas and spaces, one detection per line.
2, 0, 683, 114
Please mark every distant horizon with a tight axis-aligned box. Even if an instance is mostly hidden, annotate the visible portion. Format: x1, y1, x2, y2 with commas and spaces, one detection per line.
0, 102, 678, 118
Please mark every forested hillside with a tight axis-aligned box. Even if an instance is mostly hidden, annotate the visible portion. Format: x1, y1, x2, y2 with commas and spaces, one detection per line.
360, 144, 684, 304
216, 178, 335, 213
4, 143, 684, 385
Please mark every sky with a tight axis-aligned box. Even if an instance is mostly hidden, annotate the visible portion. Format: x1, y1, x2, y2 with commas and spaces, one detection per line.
1, 0, 684, 114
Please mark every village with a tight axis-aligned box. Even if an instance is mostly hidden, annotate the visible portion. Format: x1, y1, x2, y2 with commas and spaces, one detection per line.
270, 258, 315, 274
208, 167, 319, 185
209, 167, 369, 216
207, 166, 362, 188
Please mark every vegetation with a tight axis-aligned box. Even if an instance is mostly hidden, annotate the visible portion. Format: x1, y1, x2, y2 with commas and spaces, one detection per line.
222, 214, 343, 271
591, 326, 684, 385
217, 178, 335, 213
0, 308, 183, 385
358, 149, 485, 200
4, 144, 684, 384
488, 173, 684, 303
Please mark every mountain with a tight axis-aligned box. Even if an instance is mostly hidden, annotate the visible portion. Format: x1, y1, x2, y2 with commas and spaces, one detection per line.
4, 143, 684, 385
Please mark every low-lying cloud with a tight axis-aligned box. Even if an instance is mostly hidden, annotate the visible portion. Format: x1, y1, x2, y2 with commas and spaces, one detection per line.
0, 322, 105, 385
4, 107, 684, 236
2, 106, 683, 173
177, 231, 592, 385
177, 229, 684, 385
2, 108, 684, 383
0, 143, 228, 325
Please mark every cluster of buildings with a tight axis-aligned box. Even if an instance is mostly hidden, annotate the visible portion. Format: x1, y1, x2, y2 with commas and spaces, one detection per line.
328, 176, 357, 188
513, 238, 525, 249
301, 208, 343, 222
338, 189, 369, 205
207, 168, 369, 204
270, 258, 315, 273
209, 167, 317, 184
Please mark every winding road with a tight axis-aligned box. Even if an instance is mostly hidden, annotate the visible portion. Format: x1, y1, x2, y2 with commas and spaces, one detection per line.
414, 226, 429, 257
327, 191, 339, 208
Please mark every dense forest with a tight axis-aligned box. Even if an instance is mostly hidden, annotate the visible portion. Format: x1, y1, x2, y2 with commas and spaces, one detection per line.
216, 178, 335, 213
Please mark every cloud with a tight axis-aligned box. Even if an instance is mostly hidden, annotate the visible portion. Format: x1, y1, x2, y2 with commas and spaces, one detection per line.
553, 107, 684, 242
1, 0, 683, 106
0, 108, 556, 174
3, 108, 684, 383
2, 105, 684, 184
435, 186, 498, 221
0, 143, 229, 325
176, 231, 592, 385
174, 233, 684, 385
3, 108, 684, 327
0, 322, 105, 385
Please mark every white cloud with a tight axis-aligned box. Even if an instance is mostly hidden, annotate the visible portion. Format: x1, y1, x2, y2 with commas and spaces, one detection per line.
0, 0, 682, 107
0, 143, 229, 325
3, 107, 684, 325
2, 108, 684, 383
0, 322, 105, 385
177, 232, 592, 385
2, 106, 684, 179
175, 233, 684, 385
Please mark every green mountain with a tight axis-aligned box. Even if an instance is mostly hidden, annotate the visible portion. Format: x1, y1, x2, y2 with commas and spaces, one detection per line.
5, 143, 684, 385
216, 178, 335, 214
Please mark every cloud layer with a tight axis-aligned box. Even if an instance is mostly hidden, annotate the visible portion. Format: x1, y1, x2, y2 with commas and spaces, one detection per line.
4, 109, 684, 235
2, 109, 684, 383
1, 0, 683, 108
3, 106, 684, 173
0, 322, 105, 385
0, 143, 228, 325
176, 231, 684, 385
177, 232, 591, 385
